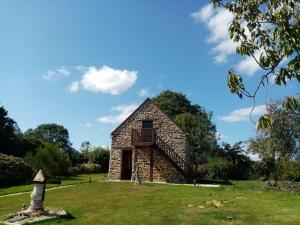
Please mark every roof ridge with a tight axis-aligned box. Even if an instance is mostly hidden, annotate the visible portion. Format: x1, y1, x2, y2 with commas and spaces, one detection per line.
111, 98, 151, 135
111, 97, 187, 136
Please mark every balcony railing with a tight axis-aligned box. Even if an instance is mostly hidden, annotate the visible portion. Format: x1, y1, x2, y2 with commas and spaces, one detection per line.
132, 128, 156, 147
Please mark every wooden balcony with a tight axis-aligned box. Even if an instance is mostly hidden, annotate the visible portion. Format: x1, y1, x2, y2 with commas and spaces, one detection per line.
132, 128, 156, 147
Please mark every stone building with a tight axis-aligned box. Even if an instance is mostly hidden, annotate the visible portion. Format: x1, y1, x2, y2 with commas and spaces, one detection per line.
108, 98, 193, 183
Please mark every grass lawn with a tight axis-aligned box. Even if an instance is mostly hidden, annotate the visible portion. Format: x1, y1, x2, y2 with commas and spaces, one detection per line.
0, 174, 102, 196
0, 175, 300, 225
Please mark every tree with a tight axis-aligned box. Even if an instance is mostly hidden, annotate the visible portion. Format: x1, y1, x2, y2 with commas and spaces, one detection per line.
248, 98, 300, 180
80, 141, 92, 163
220, 142, 252, 180
207, 157, 232, 180
174, 112, 217, 160
25, 143, 71, 177
69, 150, 84, 166
152, 90, 200, 117
211, 0, 300, 128
30, 124, 72, 151
0, 105, 22, 156
152, 90, 218, 163
88, 147, 110, 173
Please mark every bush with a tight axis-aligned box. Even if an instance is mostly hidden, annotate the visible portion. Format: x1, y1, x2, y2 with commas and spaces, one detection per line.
195, 164, 208, 178
265, 181, 300, 195
0, 153, 33, 187
68, 163, 101, 175
207, 157, 232, 180
280, 160, 300, 181
25, 143, 71, 177
88, 147, 110, 173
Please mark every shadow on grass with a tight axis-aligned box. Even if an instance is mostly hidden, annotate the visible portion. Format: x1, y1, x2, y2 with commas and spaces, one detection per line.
29, 212, 75, 225
195, 179, 232, 185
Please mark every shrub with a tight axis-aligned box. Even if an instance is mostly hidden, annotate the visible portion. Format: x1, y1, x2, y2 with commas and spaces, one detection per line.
25, 143, 71, 177
280, 160, 300, 181
88, 147, 110, 172
195, 164, 208, 178
68, 163, 101, 175
265, 181, 300, 195
0, 153, 33, 187
207, 157, 232, 180
250, 159, 275, 180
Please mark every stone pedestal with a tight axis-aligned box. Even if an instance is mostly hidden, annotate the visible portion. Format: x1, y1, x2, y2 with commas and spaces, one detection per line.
28, 200, 44, 212
26, 170, 45, 213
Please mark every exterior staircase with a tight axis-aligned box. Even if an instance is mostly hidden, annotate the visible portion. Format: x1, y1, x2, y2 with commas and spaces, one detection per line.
132, 128, 193, 181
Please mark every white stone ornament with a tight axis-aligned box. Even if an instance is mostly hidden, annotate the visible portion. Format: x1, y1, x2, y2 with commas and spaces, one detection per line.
26, 169, 46, 213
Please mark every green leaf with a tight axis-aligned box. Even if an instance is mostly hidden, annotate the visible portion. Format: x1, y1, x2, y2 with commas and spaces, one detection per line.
283, 97, 299, 110
257, 116, 272, 130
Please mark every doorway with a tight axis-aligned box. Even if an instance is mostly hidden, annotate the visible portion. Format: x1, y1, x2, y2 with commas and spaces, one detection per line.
121, 150, 132, 180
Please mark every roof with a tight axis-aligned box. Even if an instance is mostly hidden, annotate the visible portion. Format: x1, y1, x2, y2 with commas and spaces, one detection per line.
111, 98, 152, 135
33, 169, 46, 183
111, 98, 187, 136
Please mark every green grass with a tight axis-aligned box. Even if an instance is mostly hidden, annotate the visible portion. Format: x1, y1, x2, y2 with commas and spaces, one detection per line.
0, 174, 103, 196
0, 175, 299, 225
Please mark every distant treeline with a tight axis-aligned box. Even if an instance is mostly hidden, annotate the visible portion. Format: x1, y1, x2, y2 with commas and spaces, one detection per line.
1, 91, 299, 187
0, 105, 109, 187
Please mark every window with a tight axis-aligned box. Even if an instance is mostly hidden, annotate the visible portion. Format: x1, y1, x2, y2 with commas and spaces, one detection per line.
142, 120, 153, 129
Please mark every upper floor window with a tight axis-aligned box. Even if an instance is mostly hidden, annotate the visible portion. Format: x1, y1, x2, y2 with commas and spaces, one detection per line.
142, 120, 153, 129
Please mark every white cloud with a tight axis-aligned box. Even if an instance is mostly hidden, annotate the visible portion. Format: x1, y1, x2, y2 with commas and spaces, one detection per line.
43, 66, 70, 81
69, 65, 138, 95
219, 105, 266, 122
43, 71, 56, 80
190, 4, 213, 23
191, 3, 266, 73
75, 65, 88, 72
97, 104, 138, 124
57, 66, 70, 76
139, 88, 150, 97
68, 81, 80, 92
212, 38, 238, 63
236, 50, 262, 76
191, 4, 237, 63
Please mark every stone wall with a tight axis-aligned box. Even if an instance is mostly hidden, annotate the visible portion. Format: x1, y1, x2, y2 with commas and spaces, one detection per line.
108, 148, 121, 180
152, 148, 185, 182
108, 99, 189, 182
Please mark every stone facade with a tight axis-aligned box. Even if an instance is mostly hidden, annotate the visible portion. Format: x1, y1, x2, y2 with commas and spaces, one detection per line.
108, 98, 190, 183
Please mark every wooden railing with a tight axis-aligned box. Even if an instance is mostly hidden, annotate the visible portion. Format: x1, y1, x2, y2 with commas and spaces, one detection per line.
132, 128, 193, 179
132, 128, 156, 146
155, 135, 193, 178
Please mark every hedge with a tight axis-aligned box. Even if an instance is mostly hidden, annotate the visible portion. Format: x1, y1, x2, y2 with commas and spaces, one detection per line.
0, 153, 33, 187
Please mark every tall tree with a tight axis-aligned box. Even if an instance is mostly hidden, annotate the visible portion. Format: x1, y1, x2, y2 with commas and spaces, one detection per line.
248, 97, 300, 179
24, 123, 72, 153
80, 141, 92, 163
220, 142, 252, 180
24, 123, 74, 159
211, 0, 300, 128
152, 90, 200, 117
0, 105, 21, 155
152, 90, 218, 163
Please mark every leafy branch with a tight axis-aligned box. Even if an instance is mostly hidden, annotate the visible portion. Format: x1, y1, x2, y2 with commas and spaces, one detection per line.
212, 0, 300, 129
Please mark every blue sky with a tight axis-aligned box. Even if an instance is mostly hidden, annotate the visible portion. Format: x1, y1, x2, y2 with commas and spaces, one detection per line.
0, 0, 298, 150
